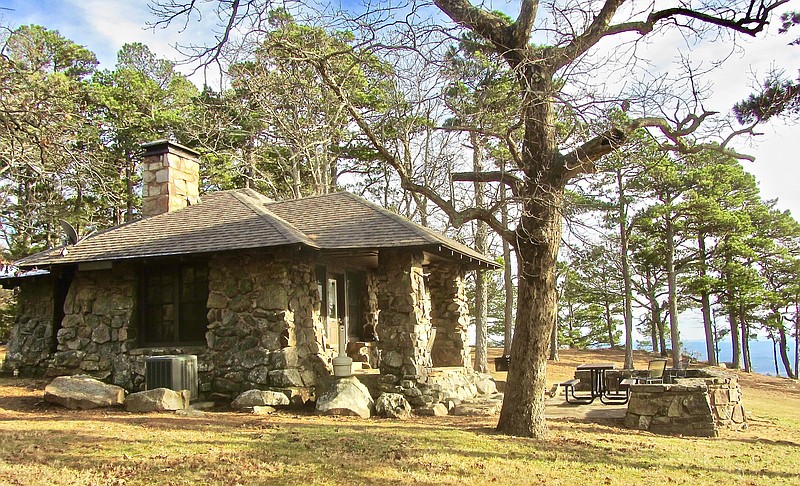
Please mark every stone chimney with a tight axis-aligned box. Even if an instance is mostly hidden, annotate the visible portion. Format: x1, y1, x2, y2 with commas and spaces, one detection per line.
141, 140, 201, 217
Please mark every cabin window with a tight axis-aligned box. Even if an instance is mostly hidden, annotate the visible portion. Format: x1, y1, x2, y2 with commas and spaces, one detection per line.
140, 262, 208, 345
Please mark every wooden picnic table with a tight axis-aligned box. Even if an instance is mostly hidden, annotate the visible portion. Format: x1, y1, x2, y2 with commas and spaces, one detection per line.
561, 363, 618, 405
576, 363, 616, 399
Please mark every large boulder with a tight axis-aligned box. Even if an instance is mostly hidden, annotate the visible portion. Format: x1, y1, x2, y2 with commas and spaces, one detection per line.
44, 375, 126, 410
475, 377, 498, 396
315, 376, 373, 419
232, 389, 290, 409
374, 393, 412, 419
125, 388, 190, 412
415, 403, 448, 417
452, 398, 503, 416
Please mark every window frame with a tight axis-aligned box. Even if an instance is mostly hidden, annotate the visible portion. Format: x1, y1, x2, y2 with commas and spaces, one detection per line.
138, 260, 209, 347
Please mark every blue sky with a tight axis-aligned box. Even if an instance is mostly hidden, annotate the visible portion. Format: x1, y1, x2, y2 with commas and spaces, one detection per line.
3, 0, 202, 70
2, 1, 797, 342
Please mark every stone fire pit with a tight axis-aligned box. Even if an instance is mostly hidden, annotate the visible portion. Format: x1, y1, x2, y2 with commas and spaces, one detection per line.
624, 368, 746, 437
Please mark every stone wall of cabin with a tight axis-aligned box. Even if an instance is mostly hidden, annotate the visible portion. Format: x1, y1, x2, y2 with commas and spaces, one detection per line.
374, 250, 433, 380
2, 276, 55, 375
205, 250, 326, 400
6, 249, 328, 400
50, 266, 138, 383
428, 262, 470, 368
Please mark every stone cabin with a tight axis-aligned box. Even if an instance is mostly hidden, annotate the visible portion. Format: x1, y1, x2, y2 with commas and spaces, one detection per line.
2, 140, 498, 402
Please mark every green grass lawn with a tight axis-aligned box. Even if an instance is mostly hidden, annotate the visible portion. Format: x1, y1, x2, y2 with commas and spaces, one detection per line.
1, 347, 799, 485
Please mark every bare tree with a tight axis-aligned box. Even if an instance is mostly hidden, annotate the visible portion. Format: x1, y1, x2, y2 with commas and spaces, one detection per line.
149, 0, 786, 438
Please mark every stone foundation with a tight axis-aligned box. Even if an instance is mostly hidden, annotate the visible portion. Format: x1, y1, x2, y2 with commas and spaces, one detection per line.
362, 367, 497, 410
624, 368, 746, 437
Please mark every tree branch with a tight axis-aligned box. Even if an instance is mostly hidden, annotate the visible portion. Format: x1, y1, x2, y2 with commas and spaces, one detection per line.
553, 0, 623, 69
559, 112, 758, 181
451, 171, 524, 197
434, 0, 529, 66
553, 0, 790, 69
512, 1, 539, 47
313, 57, 516, 244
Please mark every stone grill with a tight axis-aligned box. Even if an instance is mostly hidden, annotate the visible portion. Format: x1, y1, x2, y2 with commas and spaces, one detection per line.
623, 368, 746, 437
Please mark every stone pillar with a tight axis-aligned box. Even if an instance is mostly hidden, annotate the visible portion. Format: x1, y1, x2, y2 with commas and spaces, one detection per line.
375, 250, 432, 379
141, 140, 200, 217
1, 276, 55, 375
52, 267, 137, 382
428, 262, 470, 368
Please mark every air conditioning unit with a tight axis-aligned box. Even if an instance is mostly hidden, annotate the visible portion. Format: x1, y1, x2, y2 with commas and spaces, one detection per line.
144, 355, 198, 400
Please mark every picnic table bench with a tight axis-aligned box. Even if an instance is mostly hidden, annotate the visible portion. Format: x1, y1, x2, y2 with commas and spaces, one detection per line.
560, 378, 594, 404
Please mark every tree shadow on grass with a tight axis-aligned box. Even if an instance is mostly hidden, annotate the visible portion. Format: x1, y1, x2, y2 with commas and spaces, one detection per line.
1, 411, 798, 484
1, 378, 798, 483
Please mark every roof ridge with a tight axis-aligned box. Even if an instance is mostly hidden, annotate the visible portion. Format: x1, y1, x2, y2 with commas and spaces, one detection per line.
230, 190, 319, 249
268, 192, 333, 204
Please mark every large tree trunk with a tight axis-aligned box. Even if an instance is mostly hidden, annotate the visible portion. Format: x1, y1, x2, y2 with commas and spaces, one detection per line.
125, 155, 134, 222
697, 232, 717, 366
650, 320, 658, 355
549, 321, 559, 361
644, 267, 664, 355
496, 185, 562, 439
495, 64, 562, 438
604, 301, 615, 347
656, 314, 667, 357
617, 170, 634, 369
474, 269, 488, 372
795, 299, 799, 380
665, 215, 681, 367
244, 146, 255, 190
724, 252, 742, 369
739, 306, 751, 372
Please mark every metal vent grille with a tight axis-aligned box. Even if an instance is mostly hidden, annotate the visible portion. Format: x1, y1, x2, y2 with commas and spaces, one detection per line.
144, 355, 198, 400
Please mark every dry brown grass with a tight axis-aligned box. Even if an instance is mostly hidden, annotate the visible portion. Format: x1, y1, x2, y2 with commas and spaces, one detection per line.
0, 346, 798, 485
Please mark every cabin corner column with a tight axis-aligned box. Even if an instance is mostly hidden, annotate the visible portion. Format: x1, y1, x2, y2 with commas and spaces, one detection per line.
428, 262, 470, 368
375, 250, 432, 379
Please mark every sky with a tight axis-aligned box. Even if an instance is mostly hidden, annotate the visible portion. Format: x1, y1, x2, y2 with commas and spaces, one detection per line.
2, 1, 798, 343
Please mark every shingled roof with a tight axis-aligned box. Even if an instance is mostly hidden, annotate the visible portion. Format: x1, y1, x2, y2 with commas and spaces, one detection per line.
266, 192, 498, 267
16, 189, 317, 268
16, 189, 498, 269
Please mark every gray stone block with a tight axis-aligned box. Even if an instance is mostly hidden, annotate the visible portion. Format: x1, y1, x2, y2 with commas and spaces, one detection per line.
125, 388, 190, 412
44, 375, 126, 410
315, 376, 374, 419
